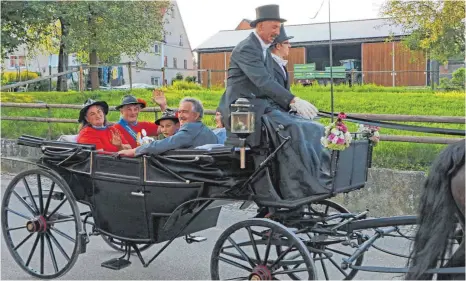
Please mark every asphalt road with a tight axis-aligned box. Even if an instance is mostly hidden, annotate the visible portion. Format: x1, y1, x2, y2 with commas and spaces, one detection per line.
1, 173, 415, 280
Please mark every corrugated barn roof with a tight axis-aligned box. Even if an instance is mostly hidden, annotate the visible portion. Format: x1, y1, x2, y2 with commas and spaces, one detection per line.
195, 18, 408, 52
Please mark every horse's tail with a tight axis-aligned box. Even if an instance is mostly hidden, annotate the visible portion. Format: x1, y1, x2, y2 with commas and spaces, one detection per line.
406, 140, 465, 280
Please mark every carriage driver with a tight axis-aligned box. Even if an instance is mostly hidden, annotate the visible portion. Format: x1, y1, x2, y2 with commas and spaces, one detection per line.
118, 97, 218, 157
113, 89, 168, 148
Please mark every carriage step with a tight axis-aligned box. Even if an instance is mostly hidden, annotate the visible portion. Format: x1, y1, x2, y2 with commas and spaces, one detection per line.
101, 258, 132, 270
184, 235, 207, 244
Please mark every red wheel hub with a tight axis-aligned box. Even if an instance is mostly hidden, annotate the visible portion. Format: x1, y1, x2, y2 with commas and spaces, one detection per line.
249, 265, 272, 280
26, 216, 47, 233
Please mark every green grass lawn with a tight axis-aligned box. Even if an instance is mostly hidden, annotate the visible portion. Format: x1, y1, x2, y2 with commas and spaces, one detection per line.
1, 83, 464, 171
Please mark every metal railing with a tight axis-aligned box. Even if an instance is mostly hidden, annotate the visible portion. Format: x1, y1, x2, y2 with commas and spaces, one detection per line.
1, 102, 464, 144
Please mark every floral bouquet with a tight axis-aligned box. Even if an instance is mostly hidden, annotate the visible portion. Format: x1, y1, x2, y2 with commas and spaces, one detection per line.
356, 124, 380, 145
321, 112, 353, 151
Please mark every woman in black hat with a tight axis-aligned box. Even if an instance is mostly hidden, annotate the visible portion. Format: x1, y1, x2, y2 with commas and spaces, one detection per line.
76, 99, 131, 152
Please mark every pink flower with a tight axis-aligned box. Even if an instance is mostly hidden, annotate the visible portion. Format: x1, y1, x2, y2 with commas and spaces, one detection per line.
336, 138, 345, 145
338, 112, 347, 119
337, 124, 348, 133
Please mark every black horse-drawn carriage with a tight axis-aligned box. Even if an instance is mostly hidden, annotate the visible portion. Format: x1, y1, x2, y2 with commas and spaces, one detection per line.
2, 106, 464, 280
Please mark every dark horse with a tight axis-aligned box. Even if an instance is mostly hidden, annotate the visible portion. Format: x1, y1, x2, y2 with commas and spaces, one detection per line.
407, 139, 465, 280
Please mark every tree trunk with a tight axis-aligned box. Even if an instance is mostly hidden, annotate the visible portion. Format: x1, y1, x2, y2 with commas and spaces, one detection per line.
88, 3, 99, 90
56, 17, 68, 92
89, 50, 99, 90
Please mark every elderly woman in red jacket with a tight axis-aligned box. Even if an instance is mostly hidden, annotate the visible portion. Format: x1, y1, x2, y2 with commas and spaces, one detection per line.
77, 99, 131, 152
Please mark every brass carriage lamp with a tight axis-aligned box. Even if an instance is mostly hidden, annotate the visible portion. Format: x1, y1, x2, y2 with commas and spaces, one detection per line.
230, 98, 255, 169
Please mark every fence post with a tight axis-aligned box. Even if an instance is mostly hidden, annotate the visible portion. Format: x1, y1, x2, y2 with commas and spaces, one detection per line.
162, 67, 166, 86
128, 62, 133, 90
48, 65, 52, 91
79, 66, 83, 91
46, 104, 52, 140
207, 69, 211, 89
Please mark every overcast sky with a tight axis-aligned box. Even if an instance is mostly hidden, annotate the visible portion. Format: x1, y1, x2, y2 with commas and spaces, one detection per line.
177, 0, 387, 50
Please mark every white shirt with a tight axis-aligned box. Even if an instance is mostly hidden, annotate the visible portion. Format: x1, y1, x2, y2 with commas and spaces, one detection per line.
271, 53, 288, 78
253, 30, 271, 60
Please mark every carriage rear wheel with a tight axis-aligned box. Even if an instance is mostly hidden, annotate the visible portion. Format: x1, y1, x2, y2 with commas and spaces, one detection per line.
211, 218, 317, 280
1, 168, 82, 279
101, 235, 153, 253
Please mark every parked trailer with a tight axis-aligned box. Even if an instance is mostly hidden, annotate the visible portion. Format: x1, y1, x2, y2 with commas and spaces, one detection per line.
294, 59, 362, 86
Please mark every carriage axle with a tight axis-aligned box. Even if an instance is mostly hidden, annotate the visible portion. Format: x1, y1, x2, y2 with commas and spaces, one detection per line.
26, 216, 47, 233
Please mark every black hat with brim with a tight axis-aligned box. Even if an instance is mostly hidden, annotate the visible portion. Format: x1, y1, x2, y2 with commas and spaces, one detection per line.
250, 4, 286, 28
78, 99, 109, 123
155, 109, 179, 125
115, 94, 146, 110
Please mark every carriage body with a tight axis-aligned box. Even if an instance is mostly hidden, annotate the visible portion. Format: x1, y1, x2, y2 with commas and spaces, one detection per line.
2, 130, 380, 280
18, 130, 374, 244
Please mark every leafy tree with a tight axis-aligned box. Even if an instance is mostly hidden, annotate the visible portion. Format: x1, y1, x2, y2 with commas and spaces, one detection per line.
1, 1, 54, 60
2, 1, 171, 90
380, 0, 465, 63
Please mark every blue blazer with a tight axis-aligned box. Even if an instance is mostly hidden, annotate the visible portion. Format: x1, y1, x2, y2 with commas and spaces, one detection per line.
135, 121, 218, 156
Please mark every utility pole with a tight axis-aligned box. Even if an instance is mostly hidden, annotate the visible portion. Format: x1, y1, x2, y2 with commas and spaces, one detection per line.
328, 0, 334, 122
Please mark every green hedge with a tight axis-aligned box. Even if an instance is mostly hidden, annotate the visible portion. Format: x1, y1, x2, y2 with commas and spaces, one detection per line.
1, 84, 464, 171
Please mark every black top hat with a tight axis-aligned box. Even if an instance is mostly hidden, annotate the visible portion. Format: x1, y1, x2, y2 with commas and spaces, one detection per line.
78, 99, 109, 123
155, 109, 179, 125
250, 4, 286, 28
272, 24, 294, 45
115, 94, 146, 110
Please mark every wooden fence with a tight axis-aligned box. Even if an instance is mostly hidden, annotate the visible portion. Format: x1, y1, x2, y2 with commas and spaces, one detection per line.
1, 102, 464, 144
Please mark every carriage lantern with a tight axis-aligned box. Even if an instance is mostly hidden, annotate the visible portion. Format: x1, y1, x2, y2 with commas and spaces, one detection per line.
230, 98, 255, 169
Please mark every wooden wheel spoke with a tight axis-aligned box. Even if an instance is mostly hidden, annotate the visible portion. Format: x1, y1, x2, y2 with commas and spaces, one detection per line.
43, 182, 55, 216
218, 255, 252, 272
26, 234, 40, 267
13, 191, 37, 216
22, 178, 39, 214
227, 236, 256, 268
45, 233, 59, 274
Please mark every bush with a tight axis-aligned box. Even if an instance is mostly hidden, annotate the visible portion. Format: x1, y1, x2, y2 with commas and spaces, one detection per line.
1, 71, 40, 84
185, 76, 197, 83
173, 72, 184, 82
439, 67, 465, 90
166, 80, 202, 91
451, 67, 465, 89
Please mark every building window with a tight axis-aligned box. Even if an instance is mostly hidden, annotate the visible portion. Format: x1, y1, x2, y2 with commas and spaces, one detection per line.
151, 76, 160, 86
173, 58, 177, 68
164, 56, 168, 67
171, 8, 175, 19
179, 35, 183, 46
154, 43, 160, 55
184, 59, 187, 69
9, 55, 26, 68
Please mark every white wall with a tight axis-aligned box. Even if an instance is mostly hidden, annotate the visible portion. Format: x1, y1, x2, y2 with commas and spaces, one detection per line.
122, 0, 195, 87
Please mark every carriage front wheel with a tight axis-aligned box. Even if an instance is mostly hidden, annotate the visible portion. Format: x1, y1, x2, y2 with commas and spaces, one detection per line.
211, 218, 317, 280
1, 168, 82, 279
